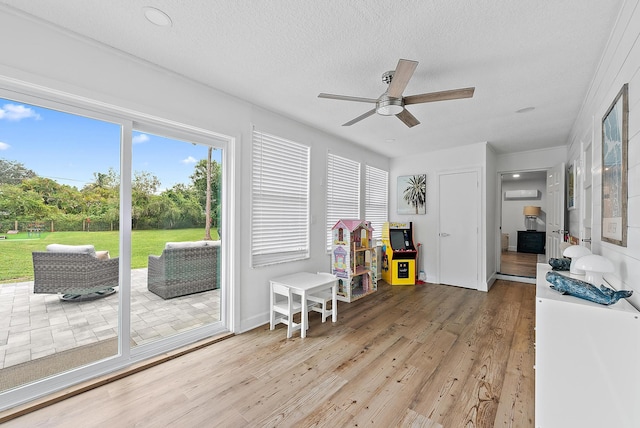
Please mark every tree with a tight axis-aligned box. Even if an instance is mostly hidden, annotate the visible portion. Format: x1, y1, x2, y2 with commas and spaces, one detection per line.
131, 171, 161, 229
0, 183, 52, 219
82, 168, 120, 224
191, 157, 221, 229
0, 158, 36, 185
21, 176, 73, 210
84, 168, 119, 191
163, 184, 203, 228
402, 175, 426, 214
204, 147, 212, 240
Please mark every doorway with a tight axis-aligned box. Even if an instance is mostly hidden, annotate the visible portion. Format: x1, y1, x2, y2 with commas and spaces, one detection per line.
438, 169, 479, 289
498, 170, 548, 278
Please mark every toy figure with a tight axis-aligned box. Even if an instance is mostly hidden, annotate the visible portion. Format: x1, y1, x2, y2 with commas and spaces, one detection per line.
545, 271, 632, 305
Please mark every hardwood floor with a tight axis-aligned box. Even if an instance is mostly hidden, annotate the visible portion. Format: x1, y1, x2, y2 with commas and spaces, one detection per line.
500, 251, 540, 277
2, 280, 535, 427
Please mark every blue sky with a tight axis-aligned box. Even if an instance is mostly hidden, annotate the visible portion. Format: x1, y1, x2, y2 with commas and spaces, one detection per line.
0, 98, 222, 190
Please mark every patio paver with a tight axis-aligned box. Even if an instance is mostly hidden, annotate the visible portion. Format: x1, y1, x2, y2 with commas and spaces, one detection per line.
0, 268, 221, 369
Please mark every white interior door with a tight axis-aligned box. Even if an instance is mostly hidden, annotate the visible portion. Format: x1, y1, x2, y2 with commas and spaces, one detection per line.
438, 170, 479, 289
546, 162, 566, 259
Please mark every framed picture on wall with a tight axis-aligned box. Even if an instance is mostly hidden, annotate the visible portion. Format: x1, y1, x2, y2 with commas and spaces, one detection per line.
601, 83, 628, 247
567, 162, 576, 210
397, 174, 426, 214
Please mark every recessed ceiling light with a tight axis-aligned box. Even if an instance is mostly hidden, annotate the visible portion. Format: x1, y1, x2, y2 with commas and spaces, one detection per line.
143, 6, 172, 27
513, 174, 520, 178
516, 107, 535, 114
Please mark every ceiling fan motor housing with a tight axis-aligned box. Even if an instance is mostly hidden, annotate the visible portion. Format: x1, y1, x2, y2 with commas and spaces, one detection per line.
376, 94, 404, 115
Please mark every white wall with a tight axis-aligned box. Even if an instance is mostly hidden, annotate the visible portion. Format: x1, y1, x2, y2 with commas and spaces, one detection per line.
566, 0, 640, 308
0, 9, 389, 333
501, 177, 547, 250
496, 146, 568, 173
389, 142, 488, 289
486, 146, 498, 286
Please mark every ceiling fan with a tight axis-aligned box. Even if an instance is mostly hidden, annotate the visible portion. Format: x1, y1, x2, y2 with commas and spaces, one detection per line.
318, 59, 475, 128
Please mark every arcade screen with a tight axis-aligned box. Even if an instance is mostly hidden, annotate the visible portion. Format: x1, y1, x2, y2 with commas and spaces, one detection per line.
390, 229, 409, 250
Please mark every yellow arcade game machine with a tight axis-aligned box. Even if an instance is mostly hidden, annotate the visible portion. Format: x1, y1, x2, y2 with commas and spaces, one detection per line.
381, 222, 417, 285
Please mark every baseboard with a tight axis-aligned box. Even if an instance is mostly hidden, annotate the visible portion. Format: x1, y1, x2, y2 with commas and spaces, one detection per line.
495, 273, 536, 284
238, 312, 269, 334
486, 273, 497, 291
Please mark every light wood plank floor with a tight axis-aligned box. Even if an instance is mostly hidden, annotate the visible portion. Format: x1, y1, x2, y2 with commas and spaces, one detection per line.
2, 279, 535, 427
500, 251, 540, 277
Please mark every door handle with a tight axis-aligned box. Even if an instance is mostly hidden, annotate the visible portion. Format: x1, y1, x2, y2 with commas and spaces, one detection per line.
582, 238, 592, 243
552, 229, 567, 234
439, 232, 450, 237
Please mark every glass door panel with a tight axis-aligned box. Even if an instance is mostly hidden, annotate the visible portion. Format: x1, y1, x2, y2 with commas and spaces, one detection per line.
130, 130, 222, 347
0, 96, 121, 392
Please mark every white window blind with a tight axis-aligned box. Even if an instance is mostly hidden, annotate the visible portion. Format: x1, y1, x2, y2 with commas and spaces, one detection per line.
251, 130, 310, 267
365, 165, 388, 242
326, 153, 360, 250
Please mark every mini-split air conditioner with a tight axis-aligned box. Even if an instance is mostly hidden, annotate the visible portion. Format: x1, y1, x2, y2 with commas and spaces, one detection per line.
504, 189, 540, 200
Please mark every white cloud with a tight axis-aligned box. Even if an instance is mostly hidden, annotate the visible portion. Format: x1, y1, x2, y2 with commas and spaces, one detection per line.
0, 142, 10, 150
132, 133, 150, 144
0, 104, 41, 121
181, 156, 197, 164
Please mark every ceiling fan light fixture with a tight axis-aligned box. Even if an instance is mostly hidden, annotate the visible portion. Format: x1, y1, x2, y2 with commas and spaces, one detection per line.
376, 96, 404, 116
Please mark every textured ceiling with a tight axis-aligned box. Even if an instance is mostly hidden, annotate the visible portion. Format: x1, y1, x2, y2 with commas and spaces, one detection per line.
0, 1, 624, 158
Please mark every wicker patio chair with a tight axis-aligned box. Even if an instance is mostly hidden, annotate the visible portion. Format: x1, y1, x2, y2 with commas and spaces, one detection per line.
32, 245, 119, 301
147, 241, 220, 299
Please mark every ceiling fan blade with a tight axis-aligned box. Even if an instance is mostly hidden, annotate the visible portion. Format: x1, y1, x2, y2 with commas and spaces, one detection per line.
404, 87, 475, 105
343, 108, 376, 126
387, 59, 418, 98
318, 93, 378, 103
396, 109, 420, 128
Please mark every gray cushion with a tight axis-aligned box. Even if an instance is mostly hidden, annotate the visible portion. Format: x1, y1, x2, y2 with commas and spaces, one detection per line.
46, 244, 96, 257
164, 240, 220, 249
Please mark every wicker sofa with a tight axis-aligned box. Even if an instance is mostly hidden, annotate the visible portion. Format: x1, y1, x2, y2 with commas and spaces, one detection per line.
147, 240, 220, 299
32, 244, 119, 300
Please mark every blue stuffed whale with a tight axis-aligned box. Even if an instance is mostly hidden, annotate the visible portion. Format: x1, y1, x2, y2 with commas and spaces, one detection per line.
545, 271, 632, 305
548, 258, 571, 271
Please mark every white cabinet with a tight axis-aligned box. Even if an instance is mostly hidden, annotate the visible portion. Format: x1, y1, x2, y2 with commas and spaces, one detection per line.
535, 264, 640, 428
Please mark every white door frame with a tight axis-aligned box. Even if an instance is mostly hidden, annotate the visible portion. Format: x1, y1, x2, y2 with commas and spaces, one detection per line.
435, 167, 483, 290
579, 128, 594, 250
0, 79, 236, 412
495, 169, 547, 283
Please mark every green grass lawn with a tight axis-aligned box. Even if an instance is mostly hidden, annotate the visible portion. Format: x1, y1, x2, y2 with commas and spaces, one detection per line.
0, 228, 218, 283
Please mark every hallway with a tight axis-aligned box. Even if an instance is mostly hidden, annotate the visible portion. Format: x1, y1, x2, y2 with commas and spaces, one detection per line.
500, 251, 542, 278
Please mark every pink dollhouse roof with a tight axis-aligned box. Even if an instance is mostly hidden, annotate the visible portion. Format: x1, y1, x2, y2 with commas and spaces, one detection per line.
332, 219, 373, 232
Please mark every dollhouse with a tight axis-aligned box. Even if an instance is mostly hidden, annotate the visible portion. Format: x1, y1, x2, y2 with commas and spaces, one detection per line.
331, 219, 377, 302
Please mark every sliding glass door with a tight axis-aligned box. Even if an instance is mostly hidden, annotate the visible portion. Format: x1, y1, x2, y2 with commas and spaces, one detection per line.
0, 94, 122, 392
0, 88, 229, 410
130, 130, 223, 348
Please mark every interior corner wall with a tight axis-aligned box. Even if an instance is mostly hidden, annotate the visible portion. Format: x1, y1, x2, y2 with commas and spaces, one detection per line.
389, 142, 488, 287
565, 0, 640, 309
486, 145, 498, 288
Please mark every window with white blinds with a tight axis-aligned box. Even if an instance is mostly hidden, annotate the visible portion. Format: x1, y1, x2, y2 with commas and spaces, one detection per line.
251, 130, 310, 267
365, 165, 388, 242
326, 153, 361, 250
